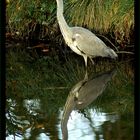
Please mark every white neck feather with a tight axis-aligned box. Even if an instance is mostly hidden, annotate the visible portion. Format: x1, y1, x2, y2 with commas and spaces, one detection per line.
56, 0, 72, 41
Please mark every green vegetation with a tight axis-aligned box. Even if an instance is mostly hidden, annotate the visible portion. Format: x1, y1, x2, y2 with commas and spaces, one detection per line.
6, 46, 134, 139
6, 47, 134, 113
6, 0, 134, 138
65, 0, 134, 44
6, 0, 56, 40
6, 0, 134, 47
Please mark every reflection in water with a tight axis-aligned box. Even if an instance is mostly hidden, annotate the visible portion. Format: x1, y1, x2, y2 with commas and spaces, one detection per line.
59, 109, 119, 140
6, 98, 59, 140
61, 69, 116, 140
6, 67, 133, 140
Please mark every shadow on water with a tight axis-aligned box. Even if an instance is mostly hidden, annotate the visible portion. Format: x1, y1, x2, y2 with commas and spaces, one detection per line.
6, 47, 134, 140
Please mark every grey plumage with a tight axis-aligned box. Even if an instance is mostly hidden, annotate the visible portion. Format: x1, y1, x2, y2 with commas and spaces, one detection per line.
61, 69, 117, 140
56, 0, 118, 68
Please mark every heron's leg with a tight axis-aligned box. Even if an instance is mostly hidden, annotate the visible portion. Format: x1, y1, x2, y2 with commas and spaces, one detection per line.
84, 70, 88, 80
89, 57, 96, 72
89, 57, 94, 65
83, 55, 87, 69
83, 55, 88, 79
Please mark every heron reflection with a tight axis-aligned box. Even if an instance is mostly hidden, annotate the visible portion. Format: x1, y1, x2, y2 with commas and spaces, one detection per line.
61, 69, 116, 140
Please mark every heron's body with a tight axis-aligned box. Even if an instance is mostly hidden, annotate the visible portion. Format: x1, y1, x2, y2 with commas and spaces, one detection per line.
56, 0, 118, 68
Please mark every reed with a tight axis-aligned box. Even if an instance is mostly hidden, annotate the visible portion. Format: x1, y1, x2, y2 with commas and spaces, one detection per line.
7, 0, 134, 47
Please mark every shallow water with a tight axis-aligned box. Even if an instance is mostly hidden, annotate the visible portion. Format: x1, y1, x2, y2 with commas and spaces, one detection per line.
6, 47, 134, 140
6, 96, 133, 140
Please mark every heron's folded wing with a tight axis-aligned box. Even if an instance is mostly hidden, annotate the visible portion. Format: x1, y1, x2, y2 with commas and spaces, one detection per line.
72, 27, 107, 57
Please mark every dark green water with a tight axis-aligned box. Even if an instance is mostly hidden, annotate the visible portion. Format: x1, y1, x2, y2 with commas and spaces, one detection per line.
6, 47, 134, 140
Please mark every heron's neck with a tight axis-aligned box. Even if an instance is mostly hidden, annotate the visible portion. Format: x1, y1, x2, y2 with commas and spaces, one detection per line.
56, 0, 71, 38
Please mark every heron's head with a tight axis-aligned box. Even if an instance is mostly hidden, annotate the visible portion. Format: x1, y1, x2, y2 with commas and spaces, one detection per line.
106, 49, 118, 60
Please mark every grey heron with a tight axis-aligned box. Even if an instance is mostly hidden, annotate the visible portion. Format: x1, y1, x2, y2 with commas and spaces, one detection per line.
61, 69, 117, 140
56, 0, 118, 69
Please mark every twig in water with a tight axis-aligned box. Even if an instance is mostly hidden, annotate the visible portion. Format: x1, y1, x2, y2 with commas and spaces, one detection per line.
116, 51, 134, 55
43, 87, 69, 90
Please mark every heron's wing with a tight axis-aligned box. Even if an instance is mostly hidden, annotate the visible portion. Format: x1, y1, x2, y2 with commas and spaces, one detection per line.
71, 27, 108, 57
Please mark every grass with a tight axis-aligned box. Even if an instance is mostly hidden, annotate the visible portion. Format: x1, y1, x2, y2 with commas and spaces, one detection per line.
65, 0, 134, 44
6, 0, 56, 39
6, 0, 134, 48
6, 47, 134, 112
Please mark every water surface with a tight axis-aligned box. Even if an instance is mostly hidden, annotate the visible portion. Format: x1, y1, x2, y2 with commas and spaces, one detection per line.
6, 47, 134, 140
